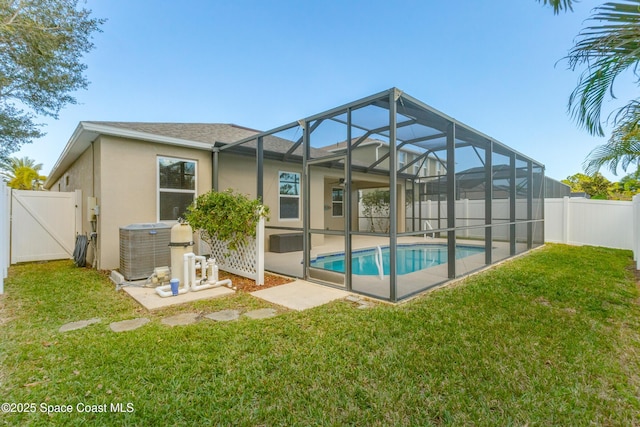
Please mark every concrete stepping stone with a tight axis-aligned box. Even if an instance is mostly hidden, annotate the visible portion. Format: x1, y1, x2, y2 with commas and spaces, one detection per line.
110, 318, 149, 332
243, 308, 277, 319
59, 318, 101, 332
345, 295, 362, 303
204, 309, 240, 322
161, 312, 199, 327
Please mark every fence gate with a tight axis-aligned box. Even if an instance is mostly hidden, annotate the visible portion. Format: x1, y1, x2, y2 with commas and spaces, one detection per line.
10, 190, 81, 264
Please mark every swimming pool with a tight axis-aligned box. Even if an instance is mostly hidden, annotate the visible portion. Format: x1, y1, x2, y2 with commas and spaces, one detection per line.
310, 243, 484, 275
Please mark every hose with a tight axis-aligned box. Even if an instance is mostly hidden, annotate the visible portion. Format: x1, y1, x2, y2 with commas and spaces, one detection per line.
73, 234, 89, 267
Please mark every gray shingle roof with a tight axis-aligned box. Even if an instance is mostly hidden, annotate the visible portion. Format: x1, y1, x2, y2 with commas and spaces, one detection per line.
84, 122, 260, 144
83, 121, 328, 157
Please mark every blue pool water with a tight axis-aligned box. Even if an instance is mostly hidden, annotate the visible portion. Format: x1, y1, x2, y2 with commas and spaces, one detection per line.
310, 244, 484, 276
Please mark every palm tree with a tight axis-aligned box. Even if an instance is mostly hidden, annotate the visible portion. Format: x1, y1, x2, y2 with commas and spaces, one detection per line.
584, 109, 640, 175
0, 156, 47, 190
567, 1, 640, 175
567, 2, 640, 137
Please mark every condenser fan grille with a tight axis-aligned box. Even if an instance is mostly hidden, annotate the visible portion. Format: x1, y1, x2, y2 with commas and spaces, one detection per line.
119, 223, 171, 280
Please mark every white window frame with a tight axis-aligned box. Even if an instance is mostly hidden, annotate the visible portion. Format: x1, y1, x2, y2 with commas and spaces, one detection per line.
331, 187, 343, 218
157, 156, 197, 222
398, 151, 407, 170
278, 171, 300, 221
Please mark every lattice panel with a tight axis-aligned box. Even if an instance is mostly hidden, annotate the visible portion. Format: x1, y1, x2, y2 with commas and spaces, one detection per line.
200, 232, 257, 280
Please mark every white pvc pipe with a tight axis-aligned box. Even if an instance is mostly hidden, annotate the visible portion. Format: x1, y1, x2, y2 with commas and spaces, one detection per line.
184, 253, 195, 291
191, 256, 233, 292
191, 277, 232, 291
195, 255, 206, 282
155, 277, 190, 298
157, 253, 234, 296
183, 254, 190, 289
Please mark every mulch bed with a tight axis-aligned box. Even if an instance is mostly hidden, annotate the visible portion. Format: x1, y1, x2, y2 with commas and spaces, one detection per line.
218, 270, 295, 293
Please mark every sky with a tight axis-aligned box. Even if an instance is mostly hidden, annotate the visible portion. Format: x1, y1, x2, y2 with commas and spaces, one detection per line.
16, 0, 637, 182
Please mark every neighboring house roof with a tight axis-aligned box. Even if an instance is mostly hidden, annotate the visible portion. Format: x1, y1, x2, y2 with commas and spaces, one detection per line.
320, 137, 386, 152
321, 138, 389, 152
45, 121, 261, 189
320, 137, 445, 159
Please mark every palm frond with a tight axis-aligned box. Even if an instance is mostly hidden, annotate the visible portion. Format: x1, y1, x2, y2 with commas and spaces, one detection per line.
583, 103, 640, 175
537, 0, 575, 14
567, 1, 640, 135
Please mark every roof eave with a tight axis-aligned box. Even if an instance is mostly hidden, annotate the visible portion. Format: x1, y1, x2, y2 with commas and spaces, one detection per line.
44, 122, 215, 189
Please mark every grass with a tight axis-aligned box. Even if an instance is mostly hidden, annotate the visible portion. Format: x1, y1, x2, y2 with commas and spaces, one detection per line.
0, 244, 639, 425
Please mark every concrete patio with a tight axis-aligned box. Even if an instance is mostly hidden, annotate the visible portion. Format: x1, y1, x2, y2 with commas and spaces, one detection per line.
121, 277, 352, 311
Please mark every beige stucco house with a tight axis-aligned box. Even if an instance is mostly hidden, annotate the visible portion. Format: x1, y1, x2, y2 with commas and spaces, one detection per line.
45, 122, 256, 269
45, 121, 394, 271
43, 88, 551, 302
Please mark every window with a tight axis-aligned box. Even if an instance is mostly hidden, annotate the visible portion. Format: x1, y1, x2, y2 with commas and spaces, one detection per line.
158, 157, 196, 221
435, 161, 443, 176
398, 151, 407, 170
279, 171, 300, 220
332, 187, 343, 217
413, 158, 427, 177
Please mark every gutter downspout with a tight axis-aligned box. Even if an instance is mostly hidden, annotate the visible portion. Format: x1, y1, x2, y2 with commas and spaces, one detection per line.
212, 146, 219, 191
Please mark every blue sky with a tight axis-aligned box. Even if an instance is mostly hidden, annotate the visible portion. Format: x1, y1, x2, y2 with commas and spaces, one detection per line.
17, 0, 635, 181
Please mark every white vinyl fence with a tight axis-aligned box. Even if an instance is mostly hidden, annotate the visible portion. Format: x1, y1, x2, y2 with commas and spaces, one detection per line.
0, 182, 9, 294
544, 197, 633, 248
402, 199, 533, 240
10, 189, 80, 264
361, 196, 640, 268
545, 196, 640, 269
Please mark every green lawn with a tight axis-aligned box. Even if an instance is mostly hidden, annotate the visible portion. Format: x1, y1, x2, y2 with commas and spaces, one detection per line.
1, 244, 639, 426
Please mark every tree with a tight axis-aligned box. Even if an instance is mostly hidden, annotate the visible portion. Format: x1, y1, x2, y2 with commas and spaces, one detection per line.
534, 1, 640, 177
566, 2, 640, 136
562, 172, 612, 199
0, 155, 46, 189
360, 189, 390, 233
0, 0, 104, 160
562, 1, 640, 176
607, 171, 640, 199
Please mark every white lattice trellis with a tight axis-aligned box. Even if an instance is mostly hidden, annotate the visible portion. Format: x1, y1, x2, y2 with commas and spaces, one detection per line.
198, 216, 264, 285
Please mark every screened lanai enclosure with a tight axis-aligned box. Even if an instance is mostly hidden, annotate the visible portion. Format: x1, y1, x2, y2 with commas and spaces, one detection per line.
214, 88, 544, 302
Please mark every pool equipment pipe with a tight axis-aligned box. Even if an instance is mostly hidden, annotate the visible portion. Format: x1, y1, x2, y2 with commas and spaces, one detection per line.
155, 276, 189, 297
155, 254, 232, 297
183, 253, 232, 292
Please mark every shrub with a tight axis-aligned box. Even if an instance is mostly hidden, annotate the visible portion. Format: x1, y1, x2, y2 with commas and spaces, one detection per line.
185, 189, 269, 251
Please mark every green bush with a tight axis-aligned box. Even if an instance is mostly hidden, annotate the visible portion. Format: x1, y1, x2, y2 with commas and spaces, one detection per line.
185, 189, 269, 251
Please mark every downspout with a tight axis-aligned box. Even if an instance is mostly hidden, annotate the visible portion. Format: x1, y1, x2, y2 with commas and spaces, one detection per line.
374, 141, 384, 162
212, 146, 219, 191
91, 139, 98, 269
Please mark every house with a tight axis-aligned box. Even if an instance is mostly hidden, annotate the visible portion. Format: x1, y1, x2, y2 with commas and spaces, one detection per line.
46, 88, 546, 302
44, 123, 248, 269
